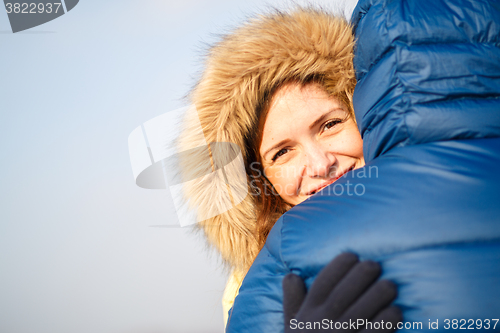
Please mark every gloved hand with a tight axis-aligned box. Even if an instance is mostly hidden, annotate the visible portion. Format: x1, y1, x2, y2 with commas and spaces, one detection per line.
283, 253, 402, 332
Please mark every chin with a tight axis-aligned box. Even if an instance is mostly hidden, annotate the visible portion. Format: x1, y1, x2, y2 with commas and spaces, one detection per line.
290, 196, 308, 205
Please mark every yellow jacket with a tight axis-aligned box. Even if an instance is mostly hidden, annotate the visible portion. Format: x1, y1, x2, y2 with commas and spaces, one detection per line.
222, 270, 244, 329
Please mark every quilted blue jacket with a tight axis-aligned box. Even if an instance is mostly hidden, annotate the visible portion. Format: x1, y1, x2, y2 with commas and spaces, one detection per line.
226, 0, 500, 332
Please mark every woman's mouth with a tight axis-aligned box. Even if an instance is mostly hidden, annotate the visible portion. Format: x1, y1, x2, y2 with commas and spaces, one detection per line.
307, 164, 356, 195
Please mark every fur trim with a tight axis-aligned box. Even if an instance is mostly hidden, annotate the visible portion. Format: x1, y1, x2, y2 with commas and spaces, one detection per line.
178, 7, 356, 273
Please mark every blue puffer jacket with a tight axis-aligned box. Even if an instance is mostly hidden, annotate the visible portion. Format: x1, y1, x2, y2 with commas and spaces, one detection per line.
226, 0, 500, 332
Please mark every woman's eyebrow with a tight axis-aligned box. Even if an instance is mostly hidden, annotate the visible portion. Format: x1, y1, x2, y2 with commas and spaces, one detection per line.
263, 139, 290, 160
308, 109, 345, 130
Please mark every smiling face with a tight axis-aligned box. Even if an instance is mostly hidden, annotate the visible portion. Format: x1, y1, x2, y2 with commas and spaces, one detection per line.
259, 82, 365, 205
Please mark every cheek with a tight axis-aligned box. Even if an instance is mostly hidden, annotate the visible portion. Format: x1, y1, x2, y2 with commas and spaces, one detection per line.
351, 131, 364, 157
341, 122, 364, 157
264, 165, 301, 198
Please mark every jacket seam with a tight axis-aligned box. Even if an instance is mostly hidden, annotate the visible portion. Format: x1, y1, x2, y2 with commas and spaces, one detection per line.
279, 214, 291, 273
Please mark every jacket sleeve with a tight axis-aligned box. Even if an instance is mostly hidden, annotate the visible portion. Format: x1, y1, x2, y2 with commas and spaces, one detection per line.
225, 217, 290, 333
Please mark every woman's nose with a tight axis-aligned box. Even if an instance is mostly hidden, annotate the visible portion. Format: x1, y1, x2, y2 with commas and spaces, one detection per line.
304, 145, 336, 178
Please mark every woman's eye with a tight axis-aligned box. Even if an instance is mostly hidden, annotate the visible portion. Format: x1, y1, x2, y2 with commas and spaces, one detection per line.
324, 119, 343, 131
272, 148, 288, 161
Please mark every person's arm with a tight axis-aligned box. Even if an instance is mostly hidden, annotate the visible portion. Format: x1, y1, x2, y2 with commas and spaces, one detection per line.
283, 253, 402, 333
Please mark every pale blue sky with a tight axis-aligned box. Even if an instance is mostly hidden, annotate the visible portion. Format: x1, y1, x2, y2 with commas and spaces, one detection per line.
0, 1, 358, 332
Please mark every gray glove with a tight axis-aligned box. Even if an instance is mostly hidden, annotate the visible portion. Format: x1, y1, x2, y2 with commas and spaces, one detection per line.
283, 253, 402, 332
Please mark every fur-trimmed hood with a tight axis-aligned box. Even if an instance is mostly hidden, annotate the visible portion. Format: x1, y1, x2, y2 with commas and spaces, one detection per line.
178, 7, 356, 273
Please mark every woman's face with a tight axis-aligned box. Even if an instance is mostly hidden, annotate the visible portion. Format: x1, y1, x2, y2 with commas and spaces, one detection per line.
259, 82, 365, 205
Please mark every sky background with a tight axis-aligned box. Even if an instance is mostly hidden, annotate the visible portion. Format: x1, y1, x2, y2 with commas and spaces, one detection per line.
0, 0, 358, 332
